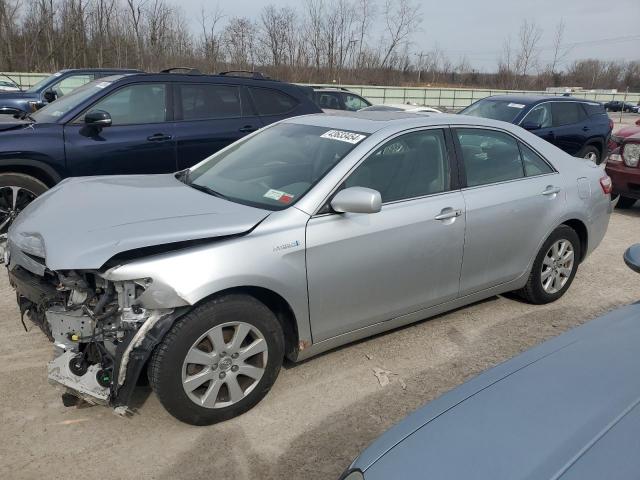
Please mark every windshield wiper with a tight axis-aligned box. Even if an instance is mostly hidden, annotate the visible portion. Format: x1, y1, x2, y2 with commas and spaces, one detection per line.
13, 111, 36, 122
187, 182, 231, 201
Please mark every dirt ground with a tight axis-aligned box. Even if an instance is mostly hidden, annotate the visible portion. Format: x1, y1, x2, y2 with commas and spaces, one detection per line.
1, 205, 639, 480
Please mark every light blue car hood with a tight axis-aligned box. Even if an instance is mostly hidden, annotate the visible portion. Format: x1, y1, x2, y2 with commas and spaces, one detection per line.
8, 174, 270, 270
355, 303, 640, 479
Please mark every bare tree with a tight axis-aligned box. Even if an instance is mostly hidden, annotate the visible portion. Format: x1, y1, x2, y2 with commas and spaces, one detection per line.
379, 0, 421, 69
514, 19, 542, 87
126, 0, 146, 68
199, 4, 224, 73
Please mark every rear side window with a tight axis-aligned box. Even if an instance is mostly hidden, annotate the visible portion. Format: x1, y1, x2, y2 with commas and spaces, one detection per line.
523, 103, 552, 128
249, 87, 298, 116
179, 84, 241, 120
456, 129, 525, 187
318, 92, 342, 110
551, 102, 587, 126
583, 102, 606, 117
519, 142, 554, 176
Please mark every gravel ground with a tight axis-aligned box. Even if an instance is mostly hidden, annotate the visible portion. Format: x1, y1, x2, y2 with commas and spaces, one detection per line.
0, 206, 639, 480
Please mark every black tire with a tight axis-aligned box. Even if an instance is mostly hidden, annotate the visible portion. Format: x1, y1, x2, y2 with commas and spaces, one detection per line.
148, 294, 284, 426
0, 173, 48, 234
516, 225, 581, 305
578, 145, 600, 164
615, 195, 637, 209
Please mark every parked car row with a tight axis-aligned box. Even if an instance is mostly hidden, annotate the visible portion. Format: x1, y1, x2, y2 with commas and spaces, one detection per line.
604, 100, 640, 113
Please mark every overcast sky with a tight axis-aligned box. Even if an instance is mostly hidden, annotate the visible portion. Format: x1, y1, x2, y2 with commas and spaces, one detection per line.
177, 0, 640, 71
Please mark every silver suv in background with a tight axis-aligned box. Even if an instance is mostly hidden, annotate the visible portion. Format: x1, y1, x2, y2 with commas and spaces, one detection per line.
6, 111, 612, 425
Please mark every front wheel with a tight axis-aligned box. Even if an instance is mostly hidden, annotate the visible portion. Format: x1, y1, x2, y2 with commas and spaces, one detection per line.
148, 294, 284, 425
516, 225, 581, 304
0, 173, 48, 235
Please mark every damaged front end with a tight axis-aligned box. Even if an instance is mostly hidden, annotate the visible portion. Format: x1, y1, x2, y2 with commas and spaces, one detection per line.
8, 262, 184, 412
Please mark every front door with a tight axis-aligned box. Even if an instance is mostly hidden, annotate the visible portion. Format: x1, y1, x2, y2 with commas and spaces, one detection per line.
306, 128, 465, 342
64, 82, 177, 176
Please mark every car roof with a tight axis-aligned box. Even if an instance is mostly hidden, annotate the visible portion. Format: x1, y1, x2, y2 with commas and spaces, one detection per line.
109, 72, 300, 89
355, 302, 640, 477
282, 110, 514, 134
483, 94, 593, 105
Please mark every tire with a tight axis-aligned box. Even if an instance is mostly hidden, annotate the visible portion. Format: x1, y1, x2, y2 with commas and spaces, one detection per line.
148, 294, 284, 426
579, 145, 600, 164
0, 173, 48, 235
615, 195, 637, 209
516, 225, 581, 305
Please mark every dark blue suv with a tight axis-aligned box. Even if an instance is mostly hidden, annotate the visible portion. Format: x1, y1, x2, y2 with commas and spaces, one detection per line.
0, 68, 140, 115
460, 95, 612, 164
0, 71, 322, 234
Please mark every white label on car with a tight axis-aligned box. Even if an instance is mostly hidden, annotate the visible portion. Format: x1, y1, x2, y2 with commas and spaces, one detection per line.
320, 129, 366, 144
263, 189, 295, 203
51, 111, 64, 117
507, 103, 525, 108
95, 81, 110, 89
53, 72, 62, 77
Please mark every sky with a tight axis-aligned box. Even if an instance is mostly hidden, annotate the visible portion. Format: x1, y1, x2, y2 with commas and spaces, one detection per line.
176, 0, 640, 71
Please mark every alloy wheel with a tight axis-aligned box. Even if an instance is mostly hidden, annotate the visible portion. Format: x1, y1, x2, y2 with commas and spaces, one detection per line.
182, 321, 268, 409
540, 239, 575, 294
0, 185, 37, 234
583, 151, 598, 163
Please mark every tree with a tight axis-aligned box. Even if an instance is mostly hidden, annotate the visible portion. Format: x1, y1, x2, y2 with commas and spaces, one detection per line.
379, 0, 421, 69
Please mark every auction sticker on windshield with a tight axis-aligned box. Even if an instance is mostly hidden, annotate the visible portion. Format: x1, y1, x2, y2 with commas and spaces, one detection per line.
508, 103, 526, 109
320, 130, 366, 144
264, 189, 294, 204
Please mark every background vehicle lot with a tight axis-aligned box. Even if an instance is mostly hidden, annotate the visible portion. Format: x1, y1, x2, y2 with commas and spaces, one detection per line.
0, 207, 638, 480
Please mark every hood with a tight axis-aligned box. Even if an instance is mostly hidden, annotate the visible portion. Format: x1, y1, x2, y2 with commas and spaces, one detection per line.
357, 303, 640, 479
615, 125, 640, 139
0, 115, 34, 132
8, 174, 271, 270
0, 91, 35, 100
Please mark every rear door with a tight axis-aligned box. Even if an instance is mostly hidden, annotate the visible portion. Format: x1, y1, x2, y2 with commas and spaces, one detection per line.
63, 82, 177, 176
550, 102, 589, 155
454, 127, 565, 294
173, 82, 261, 170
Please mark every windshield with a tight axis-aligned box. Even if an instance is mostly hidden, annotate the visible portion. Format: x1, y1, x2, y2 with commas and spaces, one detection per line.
25, 73, 59, 93
187, 123, 368, 210
460, 99, 528, 123
31, 76, 123, 123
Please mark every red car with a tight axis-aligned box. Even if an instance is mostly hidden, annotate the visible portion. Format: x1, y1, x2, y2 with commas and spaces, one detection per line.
606, 131, 640, 209
609, 118, 640, 151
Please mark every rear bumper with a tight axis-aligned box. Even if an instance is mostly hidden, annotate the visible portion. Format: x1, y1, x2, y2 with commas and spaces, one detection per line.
606, 162, 640, 200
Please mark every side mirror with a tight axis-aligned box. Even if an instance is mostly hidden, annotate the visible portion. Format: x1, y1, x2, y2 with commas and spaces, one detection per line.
331, 187, 381, 214
623, 244, 640, 274
43, 90, 56, 103
522, 121, 542, 131
84, 110, 112, 128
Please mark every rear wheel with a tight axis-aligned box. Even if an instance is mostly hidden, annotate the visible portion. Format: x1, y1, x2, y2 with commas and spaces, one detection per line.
0, 173, 48, 235
579, 145, 600, 164
148, 294, 284, 425
615, 195, 637, 209
516, 225, 581, 304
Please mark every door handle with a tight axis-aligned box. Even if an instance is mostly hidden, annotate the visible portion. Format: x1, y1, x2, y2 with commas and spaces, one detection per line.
239, 125, 258, 133
582, 126, 590, 132
542, 186, 561, 196
434, 208, 463, 221
147, 133, 173, 142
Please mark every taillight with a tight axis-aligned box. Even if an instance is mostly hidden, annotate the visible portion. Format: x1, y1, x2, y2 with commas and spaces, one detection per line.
600, 175, 612, 195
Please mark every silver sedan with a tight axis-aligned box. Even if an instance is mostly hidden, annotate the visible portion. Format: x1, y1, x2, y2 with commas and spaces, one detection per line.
6, 111, 612, 425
